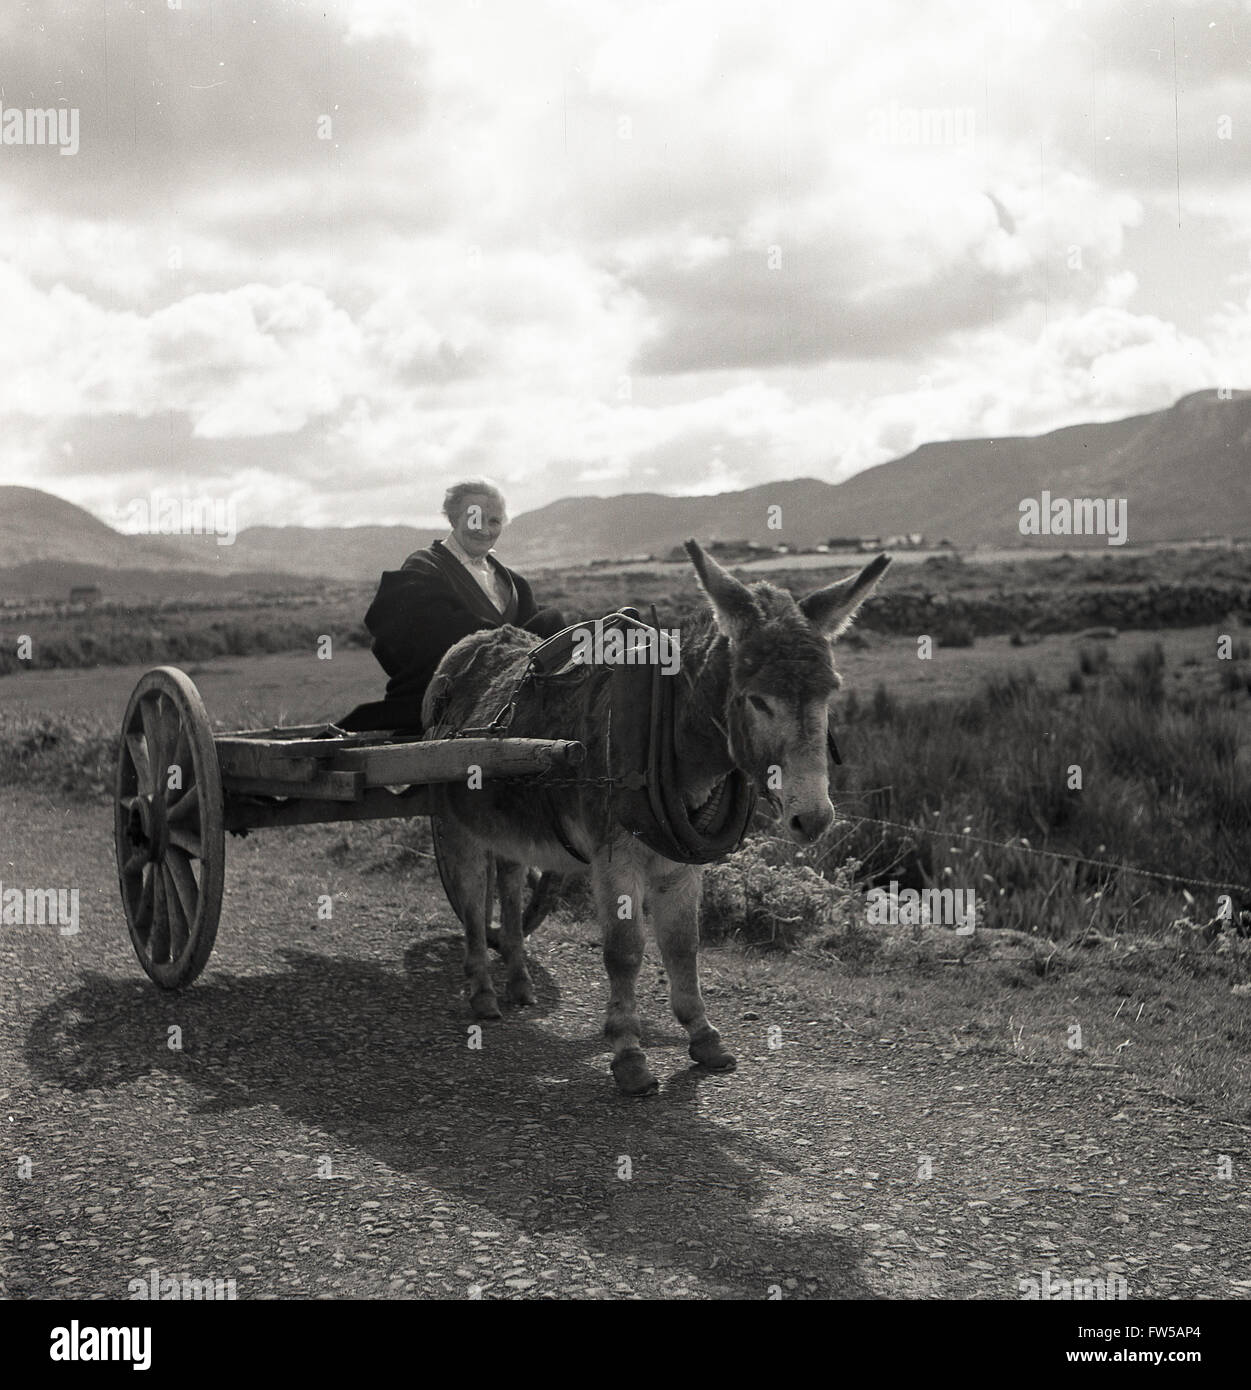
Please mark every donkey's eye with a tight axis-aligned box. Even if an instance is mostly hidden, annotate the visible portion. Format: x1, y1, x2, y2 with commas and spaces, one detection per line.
747, 694, 773, 716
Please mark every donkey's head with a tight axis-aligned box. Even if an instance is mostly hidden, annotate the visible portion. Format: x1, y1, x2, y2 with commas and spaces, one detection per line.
685, 539, 891, 844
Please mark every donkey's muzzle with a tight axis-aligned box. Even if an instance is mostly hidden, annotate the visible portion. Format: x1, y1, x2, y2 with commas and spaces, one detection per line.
788, 804, 834, 844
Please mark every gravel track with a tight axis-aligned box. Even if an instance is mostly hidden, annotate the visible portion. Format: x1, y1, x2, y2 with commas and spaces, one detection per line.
2, 790, 1248, 1300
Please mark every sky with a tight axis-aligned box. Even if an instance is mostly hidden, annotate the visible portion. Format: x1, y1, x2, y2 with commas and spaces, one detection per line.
1, 0, 1248, 531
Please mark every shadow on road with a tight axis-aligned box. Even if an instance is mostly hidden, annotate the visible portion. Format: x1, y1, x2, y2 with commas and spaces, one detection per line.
23, 942, 874, 1298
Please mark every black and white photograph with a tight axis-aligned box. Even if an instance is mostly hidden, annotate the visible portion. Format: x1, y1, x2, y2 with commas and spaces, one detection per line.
1, 0, 1249, 1342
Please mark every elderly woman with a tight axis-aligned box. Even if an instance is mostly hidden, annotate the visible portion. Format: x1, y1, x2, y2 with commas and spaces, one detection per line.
339, 480, 565, 733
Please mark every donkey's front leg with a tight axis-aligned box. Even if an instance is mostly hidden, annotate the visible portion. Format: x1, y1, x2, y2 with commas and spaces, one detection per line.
592, 851, 657, 1096
649, 861, 736, 1072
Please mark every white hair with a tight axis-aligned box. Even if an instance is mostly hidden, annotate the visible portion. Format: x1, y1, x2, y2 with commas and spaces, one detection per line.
442, 478, 507, 524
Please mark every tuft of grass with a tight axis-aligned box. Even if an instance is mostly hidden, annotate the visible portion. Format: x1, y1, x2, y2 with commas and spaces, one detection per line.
0, 712, 116, 798
700, 839, 861, 948
1219, 662, 1249, 694
936, 619, 976, 648
1078, 643, 1111, 676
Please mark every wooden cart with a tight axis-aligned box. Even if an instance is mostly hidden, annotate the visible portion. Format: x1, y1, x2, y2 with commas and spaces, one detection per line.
113, 665, 584, 988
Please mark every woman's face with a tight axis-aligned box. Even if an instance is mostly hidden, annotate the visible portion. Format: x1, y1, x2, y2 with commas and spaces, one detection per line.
453, 493, 506, 557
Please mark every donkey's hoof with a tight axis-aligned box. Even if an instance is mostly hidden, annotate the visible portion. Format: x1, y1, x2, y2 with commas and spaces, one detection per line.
690, 1032, 737, 1071
470, 989, 503, 1021
506, 976, 537, 1007
611, 1049, 659, 1096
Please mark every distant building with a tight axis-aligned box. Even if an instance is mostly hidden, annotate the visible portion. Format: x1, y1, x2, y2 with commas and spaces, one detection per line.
69, 585, 102, 606
707, 539, 771, 562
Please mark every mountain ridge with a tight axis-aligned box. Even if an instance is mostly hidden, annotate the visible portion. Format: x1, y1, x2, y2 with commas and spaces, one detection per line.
1, 390, 1246, 588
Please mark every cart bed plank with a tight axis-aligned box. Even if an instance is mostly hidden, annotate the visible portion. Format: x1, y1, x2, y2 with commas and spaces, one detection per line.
224, 784, 436, 832
326, 736, 584, 787
221, 769, 365, 802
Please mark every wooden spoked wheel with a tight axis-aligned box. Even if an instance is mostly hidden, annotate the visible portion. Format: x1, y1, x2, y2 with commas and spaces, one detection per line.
115, 667, 224, 988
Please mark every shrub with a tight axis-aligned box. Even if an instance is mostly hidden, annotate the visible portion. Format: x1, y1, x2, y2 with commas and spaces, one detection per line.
870, 682, 896, 724
1078, 644, 1110, 675
700, 838, 860, 948
936, 619, 976, 648
1220, 663, 1248, 694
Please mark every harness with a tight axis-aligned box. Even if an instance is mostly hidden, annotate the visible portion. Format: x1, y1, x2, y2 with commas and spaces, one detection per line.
428, 609, 759, 865
604, 610, 757, 864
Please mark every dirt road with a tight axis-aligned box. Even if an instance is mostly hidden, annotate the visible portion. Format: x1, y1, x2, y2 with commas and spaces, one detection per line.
1, 789, 1247, 1299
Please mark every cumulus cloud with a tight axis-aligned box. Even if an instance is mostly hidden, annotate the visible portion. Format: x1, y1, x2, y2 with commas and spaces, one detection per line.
0, 0, 1246, 526
0, 267, 367, 435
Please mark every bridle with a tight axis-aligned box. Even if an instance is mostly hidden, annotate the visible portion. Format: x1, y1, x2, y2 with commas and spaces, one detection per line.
676, 634, 843, 775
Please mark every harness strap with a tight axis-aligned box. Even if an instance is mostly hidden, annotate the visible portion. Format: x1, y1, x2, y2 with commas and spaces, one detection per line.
606, 607, 756, 865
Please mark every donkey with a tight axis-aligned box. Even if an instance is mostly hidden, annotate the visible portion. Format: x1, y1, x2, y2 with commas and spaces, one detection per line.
423, 540, 890, 1095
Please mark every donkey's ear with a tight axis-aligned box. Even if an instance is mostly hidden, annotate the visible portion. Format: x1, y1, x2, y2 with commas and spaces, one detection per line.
685, 538, 760, 642
799, 553, 891, 639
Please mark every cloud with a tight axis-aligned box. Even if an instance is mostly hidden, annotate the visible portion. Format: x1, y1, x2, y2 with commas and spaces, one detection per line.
0, 0, 432, 217
0, 266, 366, 435
0, 0, 1246, 529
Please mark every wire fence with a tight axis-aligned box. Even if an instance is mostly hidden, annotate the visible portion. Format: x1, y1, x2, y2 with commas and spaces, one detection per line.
816, 802, 1251, 900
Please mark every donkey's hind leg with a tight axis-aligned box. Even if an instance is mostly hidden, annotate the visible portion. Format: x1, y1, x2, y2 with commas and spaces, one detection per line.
434, 815, 500, 1020
496, 859, 536, 1006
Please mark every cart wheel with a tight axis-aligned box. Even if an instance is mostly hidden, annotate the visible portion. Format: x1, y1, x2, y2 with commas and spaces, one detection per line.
115, 667, 224, 988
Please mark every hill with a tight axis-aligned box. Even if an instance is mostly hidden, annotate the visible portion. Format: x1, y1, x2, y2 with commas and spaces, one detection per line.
1, 390, 1247, 587
503, 390, 1251, 564
155, 525, 443, 581
0, 487, 194, 571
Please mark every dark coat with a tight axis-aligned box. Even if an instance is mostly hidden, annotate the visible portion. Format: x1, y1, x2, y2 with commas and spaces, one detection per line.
338, 540, 539, 732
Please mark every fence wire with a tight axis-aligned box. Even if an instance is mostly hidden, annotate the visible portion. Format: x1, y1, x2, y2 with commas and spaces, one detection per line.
823, 805, 1251, 899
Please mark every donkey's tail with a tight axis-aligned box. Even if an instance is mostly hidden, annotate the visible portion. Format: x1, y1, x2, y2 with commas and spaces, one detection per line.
484, 869, 558, 954
521, 869, 558, 936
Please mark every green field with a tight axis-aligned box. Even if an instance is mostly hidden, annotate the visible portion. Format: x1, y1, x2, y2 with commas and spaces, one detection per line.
2, 545, 1250, 677
2, 548, 1249, 947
